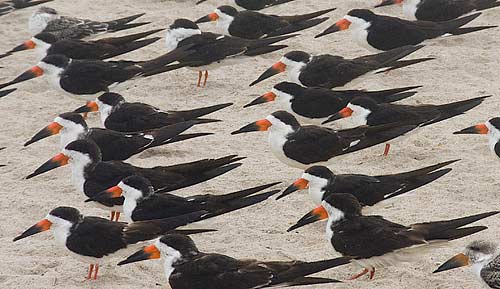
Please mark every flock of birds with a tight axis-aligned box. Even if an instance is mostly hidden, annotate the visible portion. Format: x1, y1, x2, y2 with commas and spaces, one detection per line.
1, 0, 500, 288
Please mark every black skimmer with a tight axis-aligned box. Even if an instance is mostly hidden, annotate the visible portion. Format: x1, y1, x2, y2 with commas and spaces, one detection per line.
278, 160, 458, 204
288, 193, 498, 280
0, 0, 52, 17
118, 233, 351, 288
375, 0, 500, 22
231, 110, 417, 169
91, 175, 280, 222
249, 45, 431, 88
454, 117, 500, 158
164, 18, 293, 87
73, 92, 231, 132
196, 0, 298, 11
13, 206, 212, 280
0, 88, 16, 98
1, 29, 163, 60
195, 5, 334, 39
434, 240, 500, 288
24, 112, 204, 161
316, 10, 495, 51
29, 6, 149, 40
0, 46, 193, 97
26, 139, 243, 221
323, 95, 489, 155
244, 82, 420, 124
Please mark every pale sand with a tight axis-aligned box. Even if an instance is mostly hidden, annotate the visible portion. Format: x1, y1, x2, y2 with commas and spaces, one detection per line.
0, 0, 499, 288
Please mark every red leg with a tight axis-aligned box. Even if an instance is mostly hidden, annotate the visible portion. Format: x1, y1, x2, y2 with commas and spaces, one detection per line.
93, 264, 99, 280
383, 143, 391, 156
110, 211, 115, 221
83, 112, 88, 119
349, 268, 369, 280
369, 267, 376, 280
203, 71, 209, 87
197, 71, 202, 87
86, 264, 94, 279
114, 212, 121, 222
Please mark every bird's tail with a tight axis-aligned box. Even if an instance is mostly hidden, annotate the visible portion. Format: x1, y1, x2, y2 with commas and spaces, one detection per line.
475, 0, 500, 10
147, 121, 196, 148
98, 29, 163, 45
266, 17, 329, 38
380, 159, 459, 200
362, 85, 422, 103
359, 45, 433, 73
0, 88, 16, 98
245, 45, 288, 57
171, 103, 233, 120
270, 257, 351, 286
210, 182, 281, 202
424, 95, 491, 126
412, 211, 499, 241
138, 45, 196, 76
105, 13, 149, 32
164, 133, 214, 144
281, 7, 337, 23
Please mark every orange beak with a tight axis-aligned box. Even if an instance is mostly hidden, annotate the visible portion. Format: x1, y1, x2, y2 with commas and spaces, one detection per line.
287, 206, 328, 231
277, 178, 310, 200
26, 153, 70, 179
250, 62, 287, 86
0, 65, 44, 90
322, 107, 354, 124
195, 12, 219, 23
74, 101, 99, 114
13, 219, 52, 241
453, 123, 489, 135
118, 244, 161, 265
24, 122, 63, 146
316, 18, 352, 38
231, 119, 272, 134
244, 91, 277, 108
434, 253, 470, 273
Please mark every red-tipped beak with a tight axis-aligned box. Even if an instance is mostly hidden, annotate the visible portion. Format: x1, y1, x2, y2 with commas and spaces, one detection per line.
26, 153, 70, 179
453, 123, 489, 135
287, 206, 328, 231
244, 92, 277, 108
105, 186, 123, 198
315, 18, 352, 38
0, 65, 44, 90
11, 40, 37, 53
24, 122, 63, 146
231, 119, 272, 134
118, 244, 161, 265
195, 12, 219, 23
375, 0, 402, 8
250, 62, 287, 86
322, 107, 354, 124
433, 253, 470, 273
74, 101, 99, 114
277, 178, 309, 200
13, 219, 52, 241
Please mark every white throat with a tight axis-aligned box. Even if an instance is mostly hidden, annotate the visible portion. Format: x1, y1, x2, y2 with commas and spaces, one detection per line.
322, 202, 345, 242
346, 103, 370, 127
160, 243, 182, 280
215, 10, 233, 35
96, 100, 113, 127
266, 115, 298, 167
55, 118, 87, 149
121, 183, 143, 222
165, 28, 201, 52
46, 214, 73, 247
64, 150, 92, 193
402, 0, 419, 20
38, 61, 67, 92
281, 57, 307, 85
486, 122, 500, 154
32, 38, 51, 60
344, 15, 376, 52
29, 11, 59, 35
303, 173, 329, 205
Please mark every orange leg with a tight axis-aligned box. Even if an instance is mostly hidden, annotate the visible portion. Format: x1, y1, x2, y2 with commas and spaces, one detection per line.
86, 264, 94, 279
203, 71, 209, 87
110, 211, 115, 221
369, 267, 376, 280
114, 212, 121, 222
83, 112, 88, 119
93, 264, 99, 280
383, 143, 391, 156
349, 268, 369, 280
197, 71, 203, 87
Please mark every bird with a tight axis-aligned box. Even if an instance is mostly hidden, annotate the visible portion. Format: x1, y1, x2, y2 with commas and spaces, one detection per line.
195, 5, 335, 39
29, 6, 149, 40
164, 18, 294, 87
0, 0, 52, 17
231, 110, 417, 169
454, 117, 500, 158
0, 88, 16, 98
375, 0, 500, 22
13, 206, 213, 280
26, 139, 243, 221
249, 45, 431, 88
196, 0, 298, 11
434, 240, 500, 288
23, 112, 206, 161
278, 160, 457, 204
288, 193, 498, 280
1, 29, 163, 60
0, 46, 193, 98
244, 81, 421, 125
73, 92, 232, 132
315, 10, 495, 51
118, 233, 352, 288
90, 175, 280, 222
322, 95, 489, 155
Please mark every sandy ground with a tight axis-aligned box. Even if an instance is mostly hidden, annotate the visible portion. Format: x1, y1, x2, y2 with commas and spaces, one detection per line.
0, 0, 499, 288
